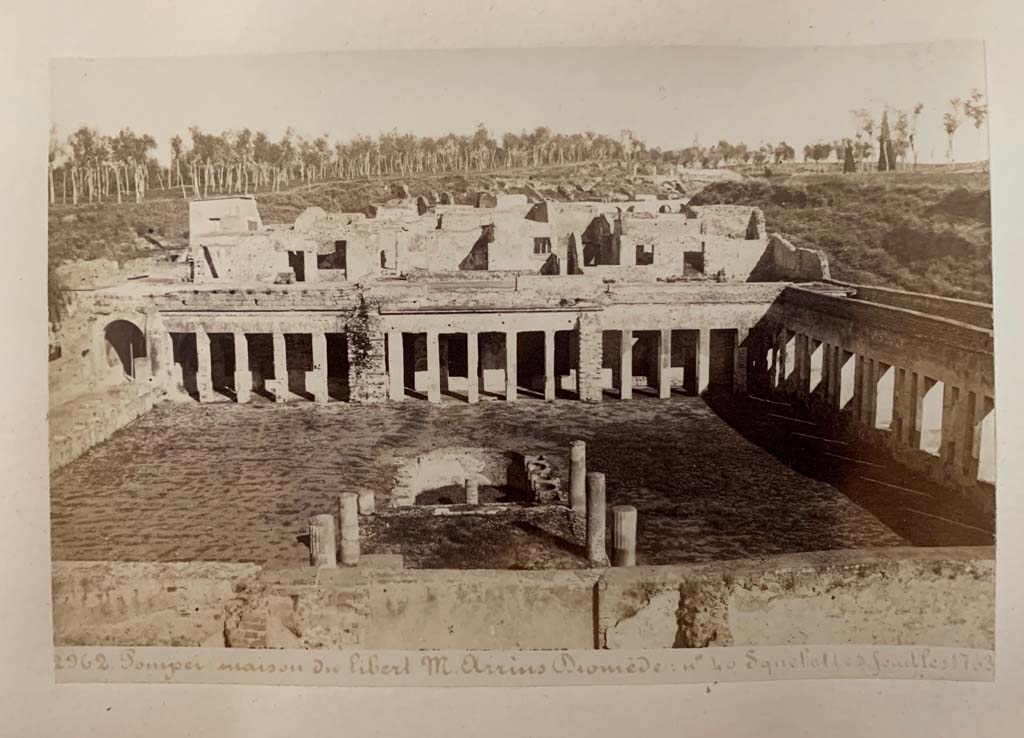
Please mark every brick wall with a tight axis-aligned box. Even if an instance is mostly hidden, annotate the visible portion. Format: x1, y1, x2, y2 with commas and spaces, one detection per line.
346, 302, 388, 403
575, 312, 605, 402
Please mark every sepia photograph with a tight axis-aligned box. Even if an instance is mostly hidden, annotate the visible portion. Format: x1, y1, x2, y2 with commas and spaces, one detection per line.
44, 41, 995, 674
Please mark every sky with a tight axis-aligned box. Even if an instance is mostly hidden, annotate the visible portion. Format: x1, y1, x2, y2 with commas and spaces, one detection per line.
51, 42, 988, 165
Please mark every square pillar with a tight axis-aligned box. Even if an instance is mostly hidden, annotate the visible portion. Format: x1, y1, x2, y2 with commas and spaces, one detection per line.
387, 331, 405, 401
852, 353, 865, 422
194, 325, 214, 402
776, 332, 788, 392
307, 331, 329, 404
908, 372, 924, 448
697, 328, 711, 395
575, 313, 604, 403
658, 329, 672, 399
941, 384, 965, 468
270, 332, 288, 402
467, 332, 480, 404
302, 250, 319, 282
544, 330, 556, 402
863, 358, 878, 427
799, 334, 812, 396
820, 342, 833, 402
505, 331, 517, 402
233, 332, 252, 404
426, 330, 441, 403
619, 329, 633, 400
830, 345, 843, 408
733, 346, 748, 394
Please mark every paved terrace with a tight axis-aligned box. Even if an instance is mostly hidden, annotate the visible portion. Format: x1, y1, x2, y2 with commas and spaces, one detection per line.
50, 395, 905, 567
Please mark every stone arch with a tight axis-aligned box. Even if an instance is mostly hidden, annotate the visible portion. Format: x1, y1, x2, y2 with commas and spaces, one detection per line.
103, 318, 147, 377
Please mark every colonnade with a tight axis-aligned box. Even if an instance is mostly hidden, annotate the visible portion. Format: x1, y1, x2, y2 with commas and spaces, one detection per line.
189, 328, 331, 404
613, 327, 716, 399
769, 329, 995, 485
386, 328, 562, 404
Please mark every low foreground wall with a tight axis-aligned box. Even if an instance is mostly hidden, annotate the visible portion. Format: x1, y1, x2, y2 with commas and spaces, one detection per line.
597, 547, 994, 650
49, 385, 159, 472
52, 546, 993, 650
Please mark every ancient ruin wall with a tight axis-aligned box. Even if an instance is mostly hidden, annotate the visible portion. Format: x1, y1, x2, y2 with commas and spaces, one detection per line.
598, 546, 994, 650
830, 281, 993, 328
52, 546, 993, 651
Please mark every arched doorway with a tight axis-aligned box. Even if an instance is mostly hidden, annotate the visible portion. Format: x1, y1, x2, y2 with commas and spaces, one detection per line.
104, 320, 146, 378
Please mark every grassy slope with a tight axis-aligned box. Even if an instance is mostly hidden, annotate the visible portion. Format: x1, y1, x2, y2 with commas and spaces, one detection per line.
689, 170, 992, 302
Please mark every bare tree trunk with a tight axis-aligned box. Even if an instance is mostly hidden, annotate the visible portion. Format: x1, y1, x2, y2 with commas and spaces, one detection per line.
48, 164, 55, 205
113, 165, 122, 204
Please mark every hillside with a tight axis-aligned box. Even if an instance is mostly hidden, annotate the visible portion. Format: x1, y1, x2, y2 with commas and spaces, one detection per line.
688, 170, 992, 302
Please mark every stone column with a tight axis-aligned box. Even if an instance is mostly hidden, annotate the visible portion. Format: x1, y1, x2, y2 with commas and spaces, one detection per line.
891, 368, 907, 444
797, 334, 811, 396
960, 391, 982, 478
819, 341, 832, 400
908, 371, 924, 448
569, 440, 587, 515
775, 330, 788, 391
387, 331, 405, 401
233, 332, 252, 403
426, 330, 441, 403
941, 384, 963, 468
852, 354, 865, 422
466, 332, 480, 404
194, 325, 215, 402
302, 250, 318, 283
271, 332, 288, 402
619, 329, 633, 400
732, 331, 748, 395
585, 472, 609, 566
338, 493, 360, 566
308, 514, 337, 568
658, 329, 672, 399
465, 478, 479, 505
863, 359, 878, 427
145, 311, 173, 390
505, 331, 517, 402
308, 331, 329, 404
697, 327, 711, 395
357, 490, 375, 516
544, 330, 556, 402
611, 505, 637, 566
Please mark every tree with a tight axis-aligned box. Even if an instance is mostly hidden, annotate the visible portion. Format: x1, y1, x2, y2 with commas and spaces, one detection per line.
48, 125, 64, 204
851, 108, 876, 171
907, 102, 924, 169
877, 110, 896, 172
773, 141, 795, 164
944, 98, 963, 163
843, 140, 857, 173
962, 89, 988, 162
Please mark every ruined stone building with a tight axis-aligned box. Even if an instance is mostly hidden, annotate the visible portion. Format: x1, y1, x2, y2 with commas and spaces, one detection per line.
50, 192, 995, 516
